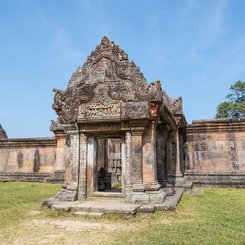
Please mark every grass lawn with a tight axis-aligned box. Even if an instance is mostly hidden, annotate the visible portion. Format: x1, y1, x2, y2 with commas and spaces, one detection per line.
0, 182, 244, 245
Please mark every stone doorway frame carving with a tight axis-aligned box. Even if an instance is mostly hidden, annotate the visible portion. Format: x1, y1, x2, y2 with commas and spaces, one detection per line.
83, 134, 126, 198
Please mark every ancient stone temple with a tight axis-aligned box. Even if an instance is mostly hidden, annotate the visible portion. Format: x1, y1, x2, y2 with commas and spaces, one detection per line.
51, 36, 186, 203
1, 36, 244, 204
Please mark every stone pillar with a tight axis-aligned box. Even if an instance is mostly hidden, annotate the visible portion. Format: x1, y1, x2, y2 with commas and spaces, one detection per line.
166, 131, 175, 177
143, 121, 159, 186
143, 121, 166, 203
68, 130, 80, 187
178, 129, 185, 173
78, 132, 87, 199
121, 137, 126, 195
167, 128, 184, 186
54, 131, 66, 171
55, 128, 79, 201
175, 128, 183, 177
124, 131, 132, 200
86, 137, 97, 197
130, 127, 149, 203
156, 124, 168, 186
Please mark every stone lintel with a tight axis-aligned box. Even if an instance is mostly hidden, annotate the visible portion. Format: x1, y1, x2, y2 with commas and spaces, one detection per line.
129, 119, 149, 128
130, 127, 145, 135
63, 123, 79, 132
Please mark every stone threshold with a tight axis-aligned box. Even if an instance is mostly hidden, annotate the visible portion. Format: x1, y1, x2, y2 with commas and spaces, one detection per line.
42, 188, 184, 216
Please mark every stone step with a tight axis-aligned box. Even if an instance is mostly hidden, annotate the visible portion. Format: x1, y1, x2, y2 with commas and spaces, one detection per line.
74, 211, 103, 217
139, 204, 155, 213
43, 189, 186, 215
73, 201, 140, 215
155, 188, 184, 211
89, 192, 125, 202
90, 191, 124, 198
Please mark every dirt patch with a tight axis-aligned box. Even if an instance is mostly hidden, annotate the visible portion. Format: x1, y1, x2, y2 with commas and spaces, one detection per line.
31, 219, 134, 232
159, 218, 173, 225
50, 220, 117, 231
26, 210, 41, 216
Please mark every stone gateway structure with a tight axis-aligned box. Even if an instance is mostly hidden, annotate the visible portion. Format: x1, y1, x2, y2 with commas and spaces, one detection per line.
51, 36, 186, 203
0, 37, 245, 204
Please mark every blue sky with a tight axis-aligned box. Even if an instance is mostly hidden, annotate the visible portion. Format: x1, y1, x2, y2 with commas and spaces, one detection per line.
0, 0, 245, 138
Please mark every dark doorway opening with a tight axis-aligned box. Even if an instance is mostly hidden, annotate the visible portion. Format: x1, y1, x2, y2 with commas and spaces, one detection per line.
97, 138, 122, 192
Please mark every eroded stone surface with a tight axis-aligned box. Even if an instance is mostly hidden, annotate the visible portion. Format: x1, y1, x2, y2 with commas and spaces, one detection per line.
50, 36, 186, 204
0, 124, 7, 139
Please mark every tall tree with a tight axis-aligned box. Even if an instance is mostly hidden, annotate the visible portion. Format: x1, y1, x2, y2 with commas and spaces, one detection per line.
216, 81, 245, 118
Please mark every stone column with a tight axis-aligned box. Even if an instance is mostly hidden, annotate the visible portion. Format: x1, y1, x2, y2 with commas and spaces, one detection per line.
131, 127, 149, 203
54, 131, 66, 171
121, 137, 126, 195
178, 129, 185, 173
86, 137, 97, 197
78, 132, 87, 199
143, 121, 166, 203
175, 128, 183, 177
143, 121, 159, 186
124, 131, 132, 200
167, 128, 184, 186
68, 130, 80, 186
156, 124, 168, 186
166, 139, 172, 175
55, 128, 80, 201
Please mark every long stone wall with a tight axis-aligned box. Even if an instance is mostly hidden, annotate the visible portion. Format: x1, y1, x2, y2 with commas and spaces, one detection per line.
0, 137, 64, 182
185, 118, 245, 186
1, 118, 245, 186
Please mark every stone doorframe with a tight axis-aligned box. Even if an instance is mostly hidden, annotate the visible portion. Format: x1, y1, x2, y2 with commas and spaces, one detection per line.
79, 135, 126, 198
60, 120, 168, 203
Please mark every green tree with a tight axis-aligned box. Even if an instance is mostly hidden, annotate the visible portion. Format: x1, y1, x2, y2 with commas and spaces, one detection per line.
216, 81, 245, 118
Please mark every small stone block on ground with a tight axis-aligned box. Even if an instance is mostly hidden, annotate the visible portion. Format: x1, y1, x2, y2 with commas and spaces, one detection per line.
155, 188, 184, 211
98, 202, 140, 215
74, 211, 103, 217
139, 204, 155, 213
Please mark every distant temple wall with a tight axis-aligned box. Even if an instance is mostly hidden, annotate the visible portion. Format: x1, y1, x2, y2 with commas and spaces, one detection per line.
0, 137, 65, 182
185, 119, 245, 186
1, 119, 245, 186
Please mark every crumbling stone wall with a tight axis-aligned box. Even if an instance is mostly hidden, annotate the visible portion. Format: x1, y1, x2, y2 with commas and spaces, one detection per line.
185, 119, 245, 186
0, 137, 64, 182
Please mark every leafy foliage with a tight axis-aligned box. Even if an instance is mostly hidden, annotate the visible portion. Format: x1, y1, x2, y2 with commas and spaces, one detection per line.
216, 81, 245, 118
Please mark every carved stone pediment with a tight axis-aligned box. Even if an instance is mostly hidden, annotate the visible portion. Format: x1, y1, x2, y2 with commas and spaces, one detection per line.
52, 36, 164, 123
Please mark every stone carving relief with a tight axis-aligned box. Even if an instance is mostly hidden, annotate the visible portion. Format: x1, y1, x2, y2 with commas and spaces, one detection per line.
50, 120, 64, 131
52, 36, 170, 124
228, 130, 239, 170
122, 102, 149, 119
78, 88, 121, 121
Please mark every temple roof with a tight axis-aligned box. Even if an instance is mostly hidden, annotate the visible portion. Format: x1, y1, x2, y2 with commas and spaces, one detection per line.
52, 36, 184, 125
0, 124, 7, 139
